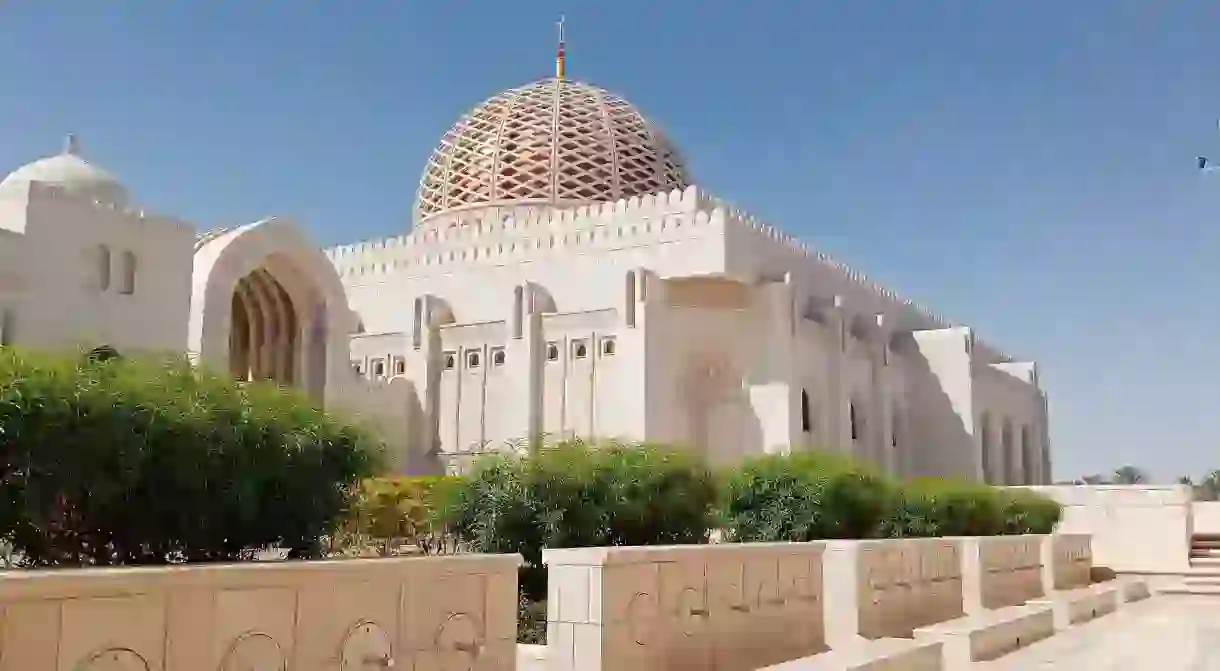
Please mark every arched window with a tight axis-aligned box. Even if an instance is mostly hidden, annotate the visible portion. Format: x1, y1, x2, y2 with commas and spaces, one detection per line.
979, 413, 993, 484
1002, 419, 1016, 485
119, 251, 136, 295
800, 389, 812, 433
850, 402, 860, 441
97, 245, 111, 291
1020, 425, 1035, 485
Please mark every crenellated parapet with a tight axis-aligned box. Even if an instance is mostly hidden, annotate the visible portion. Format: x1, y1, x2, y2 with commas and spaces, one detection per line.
325, 185, 714, 278
323, 183, 1017, 360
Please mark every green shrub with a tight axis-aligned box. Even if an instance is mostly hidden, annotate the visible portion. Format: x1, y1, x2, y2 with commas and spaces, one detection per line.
340, 475, 463, 555
883, 479, 1061, 537
719, 450, 896, 542
884, 479, 1004, 537
0, 347, 380, 566
996, 488, 1062, 534
441, 439, 718, 600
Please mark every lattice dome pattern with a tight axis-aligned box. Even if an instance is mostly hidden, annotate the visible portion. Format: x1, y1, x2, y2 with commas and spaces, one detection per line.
415, 78, 689, 223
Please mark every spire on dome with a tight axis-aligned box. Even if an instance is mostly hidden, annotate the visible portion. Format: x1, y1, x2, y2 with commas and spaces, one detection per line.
555, 15, 566, 80
62, 133, 80, 156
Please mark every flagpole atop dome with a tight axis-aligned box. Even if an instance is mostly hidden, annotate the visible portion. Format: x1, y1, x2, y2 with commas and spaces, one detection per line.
556, 15, 566, 79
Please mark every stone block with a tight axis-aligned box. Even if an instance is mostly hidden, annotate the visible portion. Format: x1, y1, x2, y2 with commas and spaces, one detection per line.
543, 542, 826, 671
959, 535, 1045, 614
823, 538, 963, 649
1115, 576, 1151, 604
1025, 582, 1118, 630
1038, 533, 1092, 593
913, 603, 1055, 671
753, 637, 943, 671
0, 553, 522, 671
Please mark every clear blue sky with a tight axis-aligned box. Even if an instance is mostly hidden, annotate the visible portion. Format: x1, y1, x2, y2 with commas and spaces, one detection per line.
1, 2, 1216, 482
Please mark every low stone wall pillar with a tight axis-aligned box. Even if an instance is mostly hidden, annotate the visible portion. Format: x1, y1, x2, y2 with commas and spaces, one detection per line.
821, 538, 964, 649
958, 535, 1045, 614
543, 543, 825, 671
1039, 533, 1092, 593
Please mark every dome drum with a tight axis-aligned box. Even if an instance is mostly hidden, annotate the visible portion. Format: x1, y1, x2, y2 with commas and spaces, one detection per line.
415, 78, 689, 227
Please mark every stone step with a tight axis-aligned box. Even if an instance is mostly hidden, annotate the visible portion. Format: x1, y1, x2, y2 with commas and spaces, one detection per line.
1158, 583, 1220, 596
1189, 557, 1220, 569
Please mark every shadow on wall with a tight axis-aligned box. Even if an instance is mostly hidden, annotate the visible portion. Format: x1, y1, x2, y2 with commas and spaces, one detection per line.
895, 332, 974, 480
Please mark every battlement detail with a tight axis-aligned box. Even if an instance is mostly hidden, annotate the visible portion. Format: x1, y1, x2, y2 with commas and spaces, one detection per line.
323, 184, 1012, 360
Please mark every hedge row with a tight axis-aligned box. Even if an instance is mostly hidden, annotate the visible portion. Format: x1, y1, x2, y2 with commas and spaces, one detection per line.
355, 442, 1061, 592
0, 348, 379, 566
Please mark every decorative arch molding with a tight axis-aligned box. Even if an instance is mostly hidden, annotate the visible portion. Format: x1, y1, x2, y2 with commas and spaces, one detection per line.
189, 217, 351, 402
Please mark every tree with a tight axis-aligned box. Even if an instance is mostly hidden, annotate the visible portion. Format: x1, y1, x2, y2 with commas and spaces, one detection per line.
1111, 466, 1149, 485
0, 347, 380, 566
1197, 471, 1220, 501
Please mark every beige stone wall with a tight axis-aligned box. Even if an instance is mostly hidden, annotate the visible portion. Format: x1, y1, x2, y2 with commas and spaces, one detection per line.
542, 543, 826, 671
1022, 485, 1188, 573
823, 538, 965, 648
1045, 533, 1092, 590
0, 554, 520, 671
960, 535, 1045, 614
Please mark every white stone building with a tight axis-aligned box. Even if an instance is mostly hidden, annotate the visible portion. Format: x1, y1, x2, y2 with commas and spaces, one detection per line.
0, 66, 1051, 484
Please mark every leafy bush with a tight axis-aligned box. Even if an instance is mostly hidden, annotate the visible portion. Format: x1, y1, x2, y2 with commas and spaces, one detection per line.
884, 478, 1061, 537
442, 439, 719, 600
719, 450, 897, 542
996, 488, 1062, 534
340, 476, 462, 555
0, 347, 380, 566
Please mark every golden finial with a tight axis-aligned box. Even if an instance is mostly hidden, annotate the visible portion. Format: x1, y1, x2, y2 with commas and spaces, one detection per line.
555, 15, 566, 79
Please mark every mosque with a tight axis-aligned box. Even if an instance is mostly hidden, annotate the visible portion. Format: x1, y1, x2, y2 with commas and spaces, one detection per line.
0, 41, 1051, 484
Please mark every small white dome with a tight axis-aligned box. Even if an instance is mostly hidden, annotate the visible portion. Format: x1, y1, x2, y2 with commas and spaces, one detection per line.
0, 135, 129, 205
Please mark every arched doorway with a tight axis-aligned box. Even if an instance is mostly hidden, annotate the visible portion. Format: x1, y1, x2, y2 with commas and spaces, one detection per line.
191, 218, 352, 403
228, 268, 299, 384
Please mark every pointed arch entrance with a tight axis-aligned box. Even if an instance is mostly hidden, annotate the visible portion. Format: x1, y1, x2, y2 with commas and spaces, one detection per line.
190, 218, 352, 403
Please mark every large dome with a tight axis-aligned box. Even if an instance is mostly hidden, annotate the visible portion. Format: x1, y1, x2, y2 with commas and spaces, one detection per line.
414, 78, 689, 225
0, 135, 128, 206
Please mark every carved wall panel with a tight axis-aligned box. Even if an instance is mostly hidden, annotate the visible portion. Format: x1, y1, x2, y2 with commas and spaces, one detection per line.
544, 543, 826, 671
75, 648, 151, 671
1052, 534, 1093, 590
220, 632, 287, 671
0, 554, 520, 671
857, 539, 963, 639
978, 536, 1044, 609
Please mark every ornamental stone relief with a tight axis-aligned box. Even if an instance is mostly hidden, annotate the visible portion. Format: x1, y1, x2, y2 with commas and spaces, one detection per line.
340, 620, 394, 670
220, 632, 287, 671
76, 648, 151, 671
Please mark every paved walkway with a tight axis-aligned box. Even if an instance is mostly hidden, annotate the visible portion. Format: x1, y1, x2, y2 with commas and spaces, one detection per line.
982, 595, 1220, 669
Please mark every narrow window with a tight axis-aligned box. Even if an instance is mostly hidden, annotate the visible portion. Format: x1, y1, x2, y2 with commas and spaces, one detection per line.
573, 340, 588, 359
119, 250, 136, 295
546, 342, 559, 361
394, 358, 406, 375
492, 348, 506, 366
601, 337, 616, 356
97, 245, 111, 291
800, 389, 811, 433
467, 350, 481, 369
352, 361, 364, 375
373, 359, 385, 377
850, 403, 859, 441
443, 352, 456, 370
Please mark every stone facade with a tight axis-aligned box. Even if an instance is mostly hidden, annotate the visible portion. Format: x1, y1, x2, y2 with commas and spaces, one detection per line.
0, 69, 1052, 482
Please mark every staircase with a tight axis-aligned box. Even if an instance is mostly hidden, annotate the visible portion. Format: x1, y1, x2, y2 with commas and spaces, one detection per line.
1190, 534, 1220, 567
1161, 534, 1220, 595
